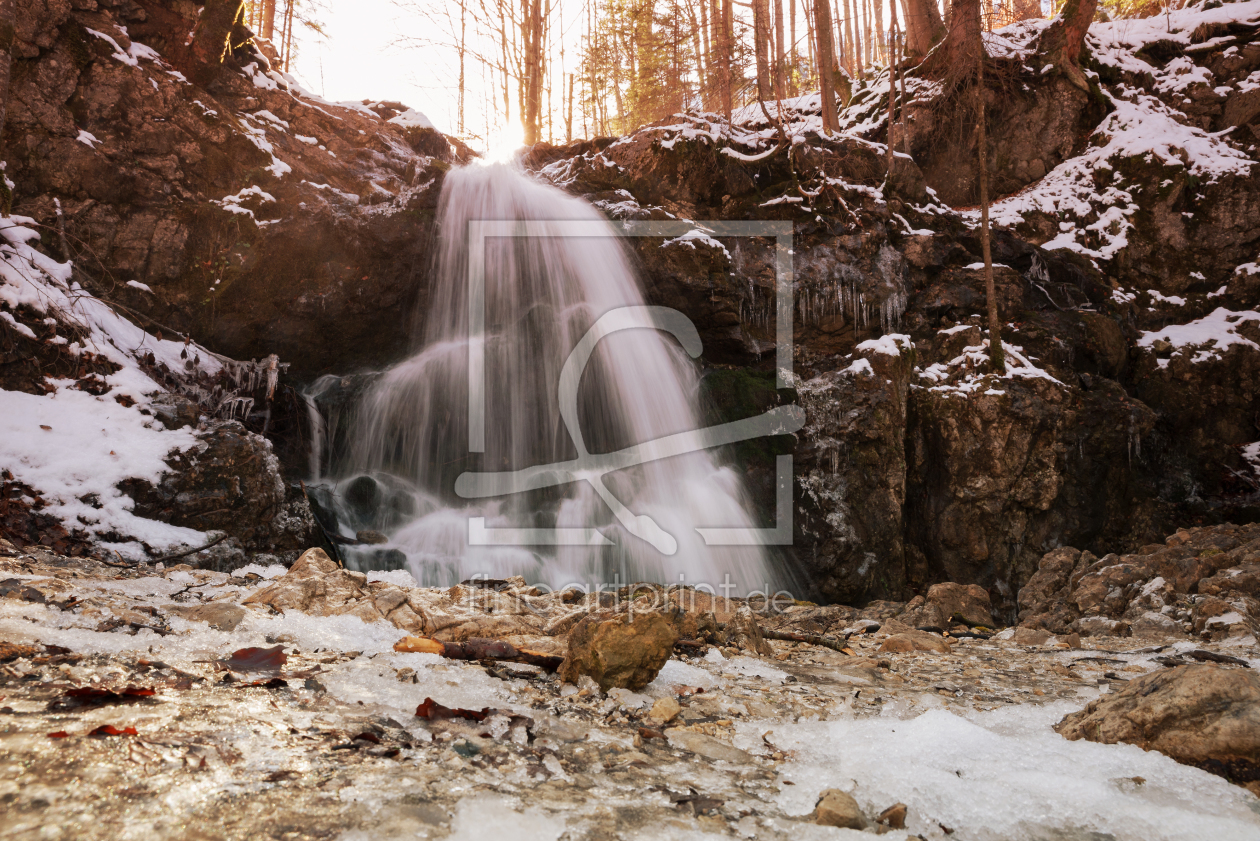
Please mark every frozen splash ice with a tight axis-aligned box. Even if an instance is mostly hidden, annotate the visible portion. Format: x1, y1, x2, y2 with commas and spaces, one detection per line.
742, 702, 1260, 841
312, 163, 787, 595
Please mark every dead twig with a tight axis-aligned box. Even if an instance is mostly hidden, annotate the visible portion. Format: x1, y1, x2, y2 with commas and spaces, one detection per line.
763, 629, 852, 654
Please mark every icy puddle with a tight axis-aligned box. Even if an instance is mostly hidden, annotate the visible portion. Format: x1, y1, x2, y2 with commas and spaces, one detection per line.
2, 555, 1258, 840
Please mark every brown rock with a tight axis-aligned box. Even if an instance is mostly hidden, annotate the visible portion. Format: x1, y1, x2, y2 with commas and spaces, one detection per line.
925, 582, 994, 627
813, 788, 869, 829
242, 548, 384, 622
877, 802, 908, 829
878, 631, 953, 654
166, 602, 247, 631
559, 611, 679, 691
663, 728, 752, 763
723, 606, 774, 656
647, 696, 682, 725
1013, 627, 1053, 646
1055, 664, 1260, 788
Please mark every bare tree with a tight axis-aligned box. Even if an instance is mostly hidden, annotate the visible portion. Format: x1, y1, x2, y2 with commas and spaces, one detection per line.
1040, 0, 1100, 89
813, 0, 839, 132
900, 0, 945, 60
773, 0, 787, 101
971, 0, 1003, 373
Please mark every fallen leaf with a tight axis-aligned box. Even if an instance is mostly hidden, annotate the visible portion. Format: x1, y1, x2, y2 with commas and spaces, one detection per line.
47, 731, 70, 739
89, 724, 138, 736
218, 646, 287, 672
40, 425, 51, 431
55, 686, 155, 709
415, 697, 489, 723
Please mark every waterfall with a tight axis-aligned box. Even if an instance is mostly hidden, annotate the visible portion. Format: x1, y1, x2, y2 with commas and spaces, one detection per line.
311, 162, 786, 596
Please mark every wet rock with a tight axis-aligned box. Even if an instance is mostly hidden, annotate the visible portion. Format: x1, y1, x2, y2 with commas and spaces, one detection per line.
794, 336, 915, 603
1056, 665, 1260, 791
560, 611, 679, 691
165, 602, 247, 631
663, 728, 753, 764
812, 788, 869, 830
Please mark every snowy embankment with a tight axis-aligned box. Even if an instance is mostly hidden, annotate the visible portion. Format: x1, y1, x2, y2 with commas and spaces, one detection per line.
0, 215, 218, 557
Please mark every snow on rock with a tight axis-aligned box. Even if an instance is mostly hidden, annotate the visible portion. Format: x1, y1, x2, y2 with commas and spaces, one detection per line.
0, 215, 230, 554
1137, 307, 1260, 362
919, 339, 1064, 397
660, 228, 731, 258
856, 333, 913, 357
387, 108, 436, 130
0, 387, 202, 555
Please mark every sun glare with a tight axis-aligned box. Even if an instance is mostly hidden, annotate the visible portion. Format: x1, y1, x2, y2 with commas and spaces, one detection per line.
480, 122, 526, 164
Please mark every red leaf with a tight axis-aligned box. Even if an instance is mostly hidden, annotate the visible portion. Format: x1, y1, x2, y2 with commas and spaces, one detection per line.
47, 731, 70, 739
415, 697, 490, 723
89, 725, 138, 736
219, 646, 288, 672
59, 686, 155, 708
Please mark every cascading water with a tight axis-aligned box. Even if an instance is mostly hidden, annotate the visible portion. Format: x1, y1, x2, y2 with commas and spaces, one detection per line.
308, 162, 786, 596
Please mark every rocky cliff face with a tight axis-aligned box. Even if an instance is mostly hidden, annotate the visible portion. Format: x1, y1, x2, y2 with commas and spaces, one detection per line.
7, 0, 465, 380
3, 0, 1259, 611
522, 0, 1260, 615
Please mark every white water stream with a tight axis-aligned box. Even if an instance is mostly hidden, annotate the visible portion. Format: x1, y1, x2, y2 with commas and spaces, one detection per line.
307, 163, 785, 595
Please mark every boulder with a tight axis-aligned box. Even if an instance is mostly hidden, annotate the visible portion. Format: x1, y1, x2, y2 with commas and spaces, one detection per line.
812, 788, 869, 830
1055, 664, 1260, 793
900, 582, 994, 629
877, 631, 953, 654
122, 422, 317, 566
559, 611, 679, 691
243, 547, 384, 625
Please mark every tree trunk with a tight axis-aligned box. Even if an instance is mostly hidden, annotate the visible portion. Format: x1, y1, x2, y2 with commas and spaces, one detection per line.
774, 0, 787, 102
900, 0, 945, 60
973, 2, 1003, 373
523, 0, 543, 145
721, 0, 733, 122
790, 0, 797, 94
863, 0, 872, 68
188, 0, 246, 86
933, 0, 981, 80
1041, 0, 1099, 89
842, 0, 857, 76
566, 72, 574, 141
281, 0, 294, 71
753, 0, 772, 100
700, 0, 713, 103
886, 2, 899, 177
813, 0, 838, 132
262, 0, 276, 40
0, 0, 13, 156
873, 0, 883, 65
